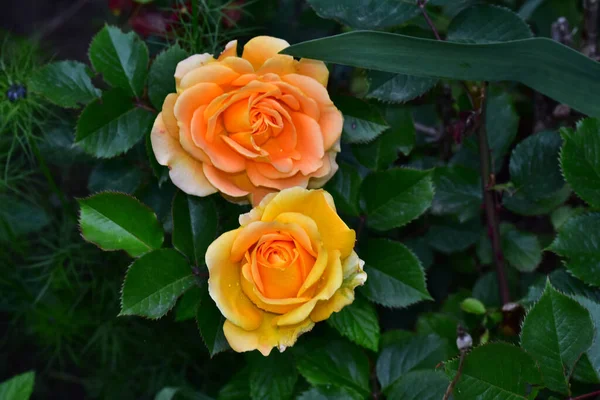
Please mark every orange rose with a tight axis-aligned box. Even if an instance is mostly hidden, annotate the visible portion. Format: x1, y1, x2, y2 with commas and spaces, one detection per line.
151, 36, 343, 205
206, 187, 366, 356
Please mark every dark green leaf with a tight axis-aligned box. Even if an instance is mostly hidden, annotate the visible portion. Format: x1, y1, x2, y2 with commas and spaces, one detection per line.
510, 130, 565, 202
447, 5, 532, 44
362, 168, 434, 231
426, 218, 481, 254
366, 72, 437, 104
148, 44, 188, 110
197, 284, 230, 356
404, 237, 434, 270
306, 0, 420, 30
549, 269, 600, 303
175, 286, 201, 322
0, 195, 49, 242
549, 213, 600, 287
0, 371, 35, 400
120, 249, 195, 319
560, 119, 600, 208
361, 239, 432, 308
385, 370, 449, 400
518, 0, 545, 19
352, 105, 415, 169
445, 342, 542, 400
249, 352, 297, 400
571, 296, 600, 384
296, 387, 358, 400
218, 367, 250, 400
334, 96, 388, 144
504, 185, 571, 216
296, 340, 370, 399
520, 281, 594, 394
89, 25, 149, 97
172, 191, 218, 267
473, 271, 518, 308
39, 125, 89, 166
376, 333, 448, 391
431, 166, 481, 222
551, 206, 585, 231
78, 192, 164, 257
282, 32, 600, 119
75, 88, 155, 158
323, 161, 361, 217
327, 296, 380, 351
415, 313, 460, 354
29, 61, 100, 107
501, 224, 542, 272
88, 159, 144, 194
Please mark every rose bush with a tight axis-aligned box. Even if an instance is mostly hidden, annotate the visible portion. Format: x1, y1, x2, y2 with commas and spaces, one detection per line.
151, 36, 343, 205
206, 187, 366, 355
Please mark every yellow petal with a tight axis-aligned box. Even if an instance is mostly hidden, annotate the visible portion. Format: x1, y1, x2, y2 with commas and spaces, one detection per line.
207, 230, 264, 331
258, 54, 296, 76
297, 58, 329, 87
276, 250, 343, 326
180, 64, 240, 90
223, 312, 314, 356
242, 36, 290, 70
175, 54, 214, 88
261, 188, 356, 258
218, 40, 238, 60
162, 93, 180, 138
310, 251, 367, 322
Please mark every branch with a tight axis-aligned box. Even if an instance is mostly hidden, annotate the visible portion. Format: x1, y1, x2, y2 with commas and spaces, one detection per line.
443, 326, 472, 400
477, 82, 510, 305
583, 0, 599, 59
417, 0, 442, 41
569, 389, 600, 400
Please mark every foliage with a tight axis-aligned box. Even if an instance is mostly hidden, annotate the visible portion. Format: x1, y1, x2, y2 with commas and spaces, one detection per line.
4, 1, 600, 400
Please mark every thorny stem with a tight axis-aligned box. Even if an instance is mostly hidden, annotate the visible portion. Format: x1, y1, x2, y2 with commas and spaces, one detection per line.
570, 390, 600, 400
584, 0, 599, 58
443, 350, 467, 400
417, 0, 442, 40
477, 82, 510, 305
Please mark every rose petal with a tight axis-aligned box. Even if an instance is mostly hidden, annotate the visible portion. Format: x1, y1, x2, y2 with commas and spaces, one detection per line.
296, 58, 329, 87
180, 64, 240, 90
258, 54, 296, 76
175, 53, 214, 88
242, 36, 290, 70
162, 93, 179, 138
283, 74, 333, 106
307, 150, 338, 189
218, 40, 238, 60
203, 164, 250, 198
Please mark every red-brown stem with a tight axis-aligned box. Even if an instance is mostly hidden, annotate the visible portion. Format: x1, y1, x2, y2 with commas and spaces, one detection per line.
570, 389, 600, 400
418, 0, 442, 41
477, 83, 510, 305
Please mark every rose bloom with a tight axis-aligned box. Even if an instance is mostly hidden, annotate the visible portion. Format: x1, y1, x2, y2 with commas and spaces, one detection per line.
206, 187, 366, 355
151, 36, 343, 205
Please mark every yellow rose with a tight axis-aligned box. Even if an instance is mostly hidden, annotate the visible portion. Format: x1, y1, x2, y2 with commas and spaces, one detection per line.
151, 36, 343, 206
206, 187, 366, 356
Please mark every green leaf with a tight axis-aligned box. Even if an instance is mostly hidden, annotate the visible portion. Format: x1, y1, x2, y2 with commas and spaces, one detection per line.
362, 168, 434, 231
75, 88, 155, 158
78, 192, 164, 257
296, 387, 358, 400
148, 44, 188, 110
415, 313, 461, 355
366, 72, 437, 104
172, 191, 218, 267
445, 342, 542, 400
175, 286, 201, 322
219, 367, 250, 400
426, 218, 481, 254
88, 159, 144, 194
306, 0, 420, 30
120, 249, 195, 319
520, 281, 594, 394
29, 61, 100, 108
404, 237, 434, 270
376, 333, 448, 391
296, 340, 370, 399
327, 296, 380, 351
0, 195, 49, 242
501, 224, 542, 272
282, 32, 600, 119
560, 119, 600, 208
548, 213, 600, 287
549, 269, 600, 304
473, 271, 518, 308
518, 0, 545, 19
431, 166, 481, 223
385, 370, 449, 400
334, 96, 388, 144
249, 352, 297, 400
504, 185, 571, 216
323, 161, 361, 217
39, 125, 89, 166
510, 130, 565, 202
352, 105, 416, 169
571, 296, 600, 384
89, 25, 149, 97
0, 371, 35, 400
551, 206, 585, 231
361, 239, 432, 308
447, 5, 532, 44
197, 284, 229, 356
461, 298, 486, 315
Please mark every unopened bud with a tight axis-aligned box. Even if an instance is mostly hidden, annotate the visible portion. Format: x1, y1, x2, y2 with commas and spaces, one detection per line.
456, 326, 473, 352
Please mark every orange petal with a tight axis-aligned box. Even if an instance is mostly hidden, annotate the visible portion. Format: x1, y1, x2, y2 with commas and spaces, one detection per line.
175, 53, 214, 88
319, 106, 343, 151
246, 161, 309, 190
203, 164, 250, 198
180, 64, 240, 90
297, 58, 329, 87
242, 36, 290, 70
218, 40, 238, 60
283, 74, 333, 106
173, 82, 224, 127
258, 54, 296, 76
220, 57, 255, 74
223, 99, 252, 132
162, 93, 179, 138
207, 230, 264, 331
